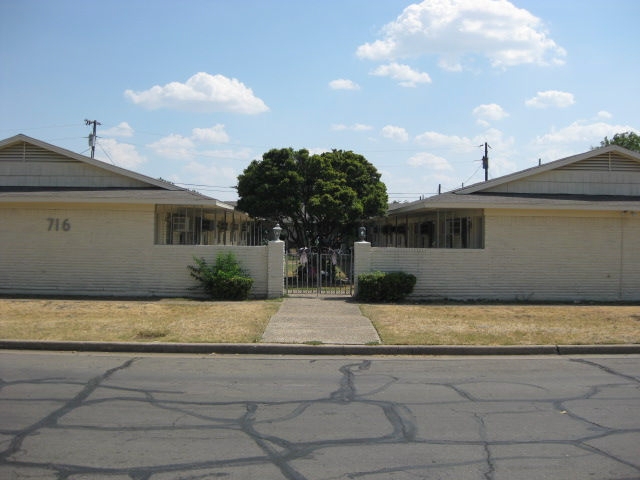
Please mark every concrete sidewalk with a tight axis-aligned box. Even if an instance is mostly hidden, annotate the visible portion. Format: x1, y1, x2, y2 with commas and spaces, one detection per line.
261, 296, 380, 345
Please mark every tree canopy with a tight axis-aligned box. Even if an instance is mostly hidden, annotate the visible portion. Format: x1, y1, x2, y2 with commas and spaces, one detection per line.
599, 131, 640, 152
236, 148, 388, 248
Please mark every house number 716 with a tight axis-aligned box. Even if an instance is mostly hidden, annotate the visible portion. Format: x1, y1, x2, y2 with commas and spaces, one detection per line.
47, 218, 71, 231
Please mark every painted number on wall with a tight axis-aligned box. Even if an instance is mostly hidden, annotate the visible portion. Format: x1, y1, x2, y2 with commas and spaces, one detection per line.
47, 218, 71, 231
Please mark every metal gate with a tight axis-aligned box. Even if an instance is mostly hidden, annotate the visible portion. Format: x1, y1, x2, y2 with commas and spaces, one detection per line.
285, 247, 354, 296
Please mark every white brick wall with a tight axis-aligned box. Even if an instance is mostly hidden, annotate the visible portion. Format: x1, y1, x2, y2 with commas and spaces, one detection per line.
2, 202, 637, 301
356, 210, 640, 301
0, 203, 279, 298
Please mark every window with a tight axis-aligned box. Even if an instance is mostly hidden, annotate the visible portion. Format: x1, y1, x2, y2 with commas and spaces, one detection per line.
154, 205, 255, 245
432, 211, 484, 249
368, 209, 484, 249
445, 216, 476, 248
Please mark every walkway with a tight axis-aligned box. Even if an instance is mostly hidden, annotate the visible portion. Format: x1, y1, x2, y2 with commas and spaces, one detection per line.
261, 296, 380, 345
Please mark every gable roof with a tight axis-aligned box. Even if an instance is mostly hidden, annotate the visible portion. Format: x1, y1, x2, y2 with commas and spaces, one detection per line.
455, 145, 640, 194
389, 145, 640, 215
0, 134, 236, 209
0, 134, 182, 190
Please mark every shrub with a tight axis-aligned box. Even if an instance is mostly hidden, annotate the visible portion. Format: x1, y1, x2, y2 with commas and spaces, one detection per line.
357, 271, 416, 302
357, 271, 386, 302
188, 253, 254, 300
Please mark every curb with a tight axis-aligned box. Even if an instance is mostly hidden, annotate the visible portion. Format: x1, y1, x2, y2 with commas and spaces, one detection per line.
1, 340, 639, 356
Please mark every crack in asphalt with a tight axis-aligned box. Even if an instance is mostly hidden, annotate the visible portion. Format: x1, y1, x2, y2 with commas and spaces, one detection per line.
0, 358, 137, 463
473, 413, 495, 480
1, 356, 639, 479
570, 357, 640, 384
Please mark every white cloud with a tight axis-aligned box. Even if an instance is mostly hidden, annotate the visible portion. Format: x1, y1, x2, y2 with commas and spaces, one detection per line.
532, 120, 637, 147
199, 148, 253, 160
473, 103, 509, 126
527, 120, 639, 164
183, 161, 237, 185
329, 79, 360, 90
382, 168, 457, 200
356, 0, 566, 69
596, 110, 612, 120
191, 124, 230, 144
408, 152, 453, 170
164, 161, 240, 200
437, 57, 464, 72
331, 123, 373, 132
371, 62, 431, 87
148, 125, 233, 160
525, 90, 575, 109
308, 147, 333, 156
414, 131, 476, 152
94, 138, 146, 169
101, 122, 134, 138
384, 127, 518, 196
148, 134, 195, 160
412, 128, 516, 180
381, 125, 409, 142
124, 72, 269, 114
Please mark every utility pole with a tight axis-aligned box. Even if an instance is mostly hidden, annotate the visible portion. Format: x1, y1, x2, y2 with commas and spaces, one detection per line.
85, 119, 101, 159
481, 142, 490, 181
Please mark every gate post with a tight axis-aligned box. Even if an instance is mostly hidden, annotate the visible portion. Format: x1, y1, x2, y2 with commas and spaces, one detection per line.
267, 240, 285, 298
353, 241, 371, 296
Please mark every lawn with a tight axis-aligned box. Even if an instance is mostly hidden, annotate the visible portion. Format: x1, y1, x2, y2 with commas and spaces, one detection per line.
0, 299, 638, 345
361, 303, 640, 345
0, 298, 280, 344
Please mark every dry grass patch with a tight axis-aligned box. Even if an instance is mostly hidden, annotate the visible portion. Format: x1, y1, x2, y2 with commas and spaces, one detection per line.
0, 299, 280, 343
361, 304, 640, 345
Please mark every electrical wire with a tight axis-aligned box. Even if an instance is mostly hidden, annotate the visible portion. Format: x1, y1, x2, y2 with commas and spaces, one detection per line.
97, 141, 116, 165
8, 123, 492, 165
462, 165, 482, 185
11, 122, 490, 202
0, 123, 81, 133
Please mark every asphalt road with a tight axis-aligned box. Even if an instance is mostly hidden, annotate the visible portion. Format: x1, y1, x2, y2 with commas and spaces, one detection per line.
1, 351, 639, 480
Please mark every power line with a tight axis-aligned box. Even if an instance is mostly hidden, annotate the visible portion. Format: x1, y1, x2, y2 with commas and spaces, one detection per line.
176, 182, 236, 189
463, 165, 482, 185
96, 140, 116, 165
0, 123, 82, 133
6, 122, 493, 166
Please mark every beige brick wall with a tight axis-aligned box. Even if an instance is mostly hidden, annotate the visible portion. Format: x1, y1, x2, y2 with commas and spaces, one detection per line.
3, 202, 636, 301
484, 210, 625, 300
359, 210, 639, 301
0, 203, 276, 298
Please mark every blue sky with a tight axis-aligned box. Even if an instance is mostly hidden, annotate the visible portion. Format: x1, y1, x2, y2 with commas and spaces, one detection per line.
1, 0, 639, 202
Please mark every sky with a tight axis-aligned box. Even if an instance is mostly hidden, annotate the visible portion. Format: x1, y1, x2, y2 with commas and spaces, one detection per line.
1, 0, 639, 202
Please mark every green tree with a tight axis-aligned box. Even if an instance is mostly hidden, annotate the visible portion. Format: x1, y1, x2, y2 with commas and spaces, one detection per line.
237, 148, 387, 248
599, 131, 640, 152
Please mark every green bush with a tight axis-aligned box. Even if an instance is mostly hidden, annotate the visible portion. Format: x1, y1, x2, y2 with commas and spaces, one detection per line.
357, 271, 416, 302
188, 253, 254, 300
357, 271, 386, 302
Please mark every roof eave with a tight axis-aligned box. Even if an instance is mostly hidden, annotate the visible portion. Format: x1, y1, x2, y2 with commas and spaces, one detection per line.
0, 196, 236, 207
387, 197, 640, 214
